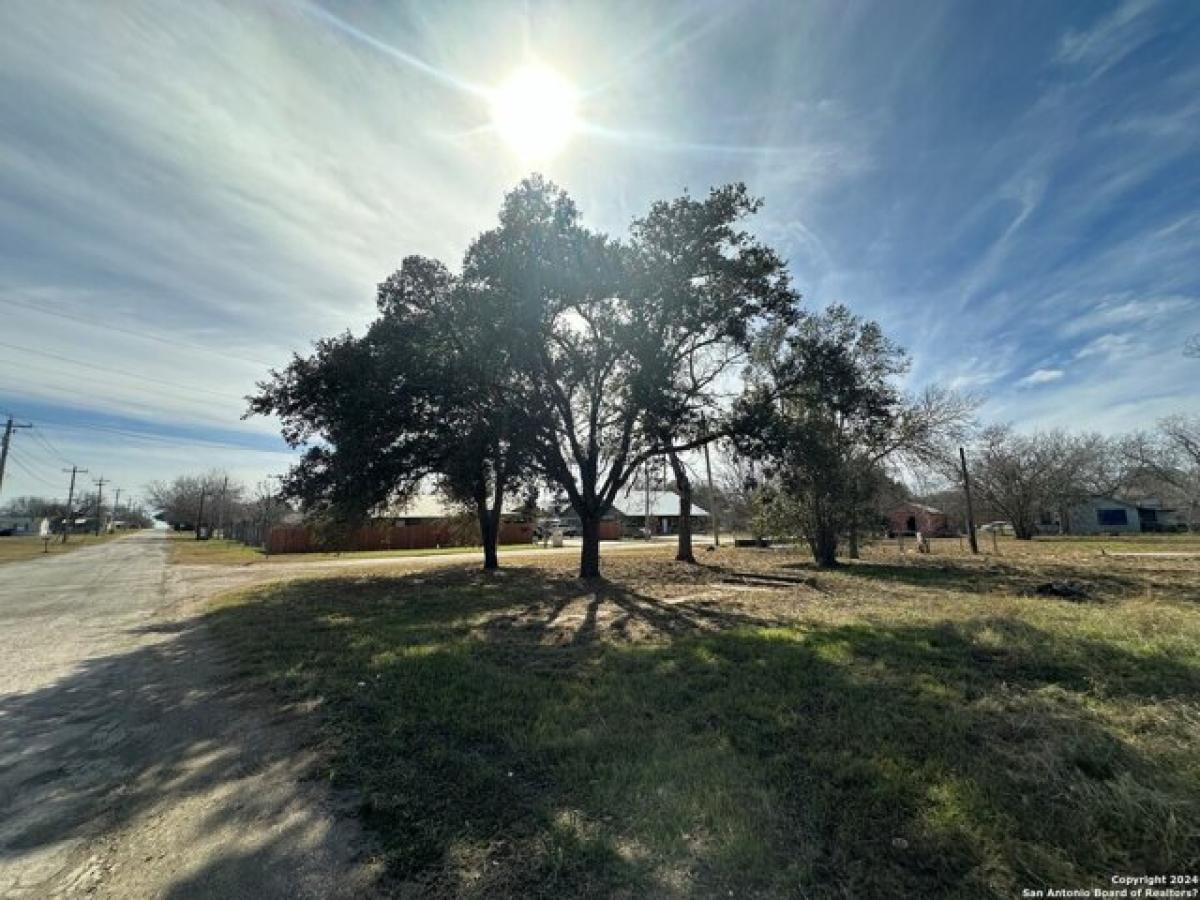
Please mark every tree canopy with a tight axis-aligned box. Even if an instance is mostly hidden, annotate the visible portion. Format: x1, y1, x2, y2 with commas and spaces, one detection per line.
733, 304, 973, 566
252, 175, 797, 577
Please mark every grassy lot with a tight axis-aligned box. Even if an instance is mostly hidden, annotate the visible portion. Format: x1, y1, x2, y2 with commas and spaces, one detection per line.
208, 536, 1200, 898
168, 533, 549, 566
0, 532, 122, 565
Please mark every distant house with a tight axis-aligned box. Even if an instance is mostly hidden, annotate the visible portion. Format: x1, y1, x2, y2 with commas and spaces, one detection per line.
1133, 498, 1181, 532
1059, 496, 1141, 535
612, 491, 709, 535
0, 515, 35, 536
381, 494, 527, 526
887, 502, 950, 537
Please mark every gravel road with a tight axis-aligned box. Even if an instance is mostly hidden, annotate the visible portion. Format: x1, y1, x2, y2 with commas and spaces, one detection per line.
0, 531, 380, 899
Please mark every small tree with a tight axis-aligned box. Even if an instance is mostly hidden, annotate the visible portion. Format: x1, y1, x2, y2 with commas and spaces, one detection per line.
734, 305, 971, 566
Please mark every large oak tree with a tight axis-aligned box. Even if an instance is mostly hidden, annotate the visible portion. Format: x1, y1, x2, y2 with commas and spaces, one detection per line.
461, 177, 795, 575
252, 176, 795, 577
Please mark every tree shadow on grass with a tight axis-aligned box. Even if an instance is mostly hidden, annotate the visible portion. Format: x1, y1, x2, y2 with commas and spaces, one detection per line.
191, 565, 1200, 898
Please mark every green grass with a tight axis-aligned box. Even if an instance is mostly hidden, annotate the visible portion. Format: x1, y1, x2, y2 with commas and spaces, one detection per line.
0, 531, 122, 565
169, 533, 548, 566
207, 548, 1200, 898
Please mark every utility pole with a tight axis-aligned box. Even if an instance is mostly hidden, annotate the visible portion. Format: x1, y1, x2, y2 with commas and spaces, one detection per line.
700, 420, 720, 548
0, 416, 33, 500
258, 478, 278, 555
215, 475, 228, 539
111, 488, 121, 533
195, 486, 207, 540
959, 446, 979, 554
61, 466, 88, 543
92, 476, 108, 536
644, 459, 651, 539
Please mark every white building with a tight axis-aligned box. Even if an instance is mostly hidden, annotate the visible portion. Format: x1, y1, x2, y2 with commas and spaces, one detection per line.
612, 490, 710, 534
1060, 496, 1142, 535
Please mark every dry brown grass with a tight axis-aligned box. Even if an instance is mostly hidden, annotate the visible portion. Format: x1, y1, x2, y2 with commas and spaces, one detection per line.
0, 531, 122, 565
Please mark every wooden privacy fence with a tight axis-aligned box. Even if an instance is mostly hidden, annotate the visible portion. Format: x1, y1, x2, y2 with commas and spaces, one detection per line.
265, 520, 536, 555
596, 521, 623, 541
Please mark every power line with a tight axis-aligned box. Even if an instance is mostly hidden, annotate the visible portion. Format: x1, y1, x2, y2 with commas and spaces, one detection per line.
8, 443, 64, 479
5, 448, 61, 489
0, 340, 247, 401
0, 295, 279, 368
0, 379, 240, 423
29, 416, 293, 455
0, 363, 244, 415
28, 428, 74, 466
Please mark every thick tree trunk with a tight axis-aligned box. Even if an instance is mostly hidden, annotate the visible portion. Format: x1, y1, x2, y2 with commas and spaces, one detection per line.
579, 514, 601, 578
668, 450, 695, 564
847, 506, 860, 560
809, 521, 839, 568
477, 500, 499, 570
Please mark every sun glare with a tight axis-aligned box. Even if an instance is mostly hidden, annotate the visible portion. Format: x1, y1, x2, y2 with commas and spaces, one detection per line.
490, 64, 579, 161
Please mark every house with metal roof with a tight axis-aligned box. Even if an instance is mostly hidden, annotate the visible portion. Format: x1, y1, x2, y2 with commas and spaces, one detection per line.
611, 490, 709, 535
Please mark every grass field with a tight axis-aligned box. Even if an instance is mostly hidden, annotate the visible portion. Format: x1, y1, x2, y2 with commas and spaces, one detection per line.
208, 535, 1200, 898
168, 533, 549, 566
0, 532, 122, 565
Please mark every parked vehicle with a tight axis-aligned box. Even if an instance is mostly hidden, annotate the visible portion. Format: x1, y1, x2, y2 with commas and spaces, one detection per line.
978, 521, 1014, 536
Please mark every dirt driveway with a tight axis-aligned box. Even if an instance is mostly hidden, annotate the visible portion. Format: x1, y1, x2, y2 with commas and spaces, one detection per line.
0, 531, 381, 899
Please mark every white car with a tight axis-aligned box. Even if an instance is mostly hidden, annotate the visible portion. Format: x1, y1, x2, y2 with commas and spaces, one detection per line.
977, 521, 1014, 535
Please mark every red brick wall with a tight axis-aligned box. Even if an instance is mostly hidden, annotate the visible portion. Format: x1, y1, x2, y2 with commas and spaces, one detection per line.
887, 506, 950, 536
265, 520, 535, 554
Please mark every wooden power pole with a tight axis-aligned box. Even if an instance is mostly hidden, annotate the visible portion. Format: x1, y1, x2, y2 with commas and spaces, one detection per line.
61, 465, 88, 543
92, 476, 108, 535
959, 446, 979, 554
0, 416, 33, 500
700, 414, 720, 548
215, 475, 228, 538
195, 487, 207, 540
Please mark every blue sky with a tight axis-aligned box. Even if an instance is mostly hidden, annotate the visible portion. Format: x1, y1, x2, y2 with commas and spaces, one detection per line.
2, 0, 1198, 505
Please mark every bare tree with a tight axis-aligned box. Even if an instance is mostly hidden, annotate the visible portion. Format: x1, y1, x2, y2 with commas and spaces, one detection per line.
145, 471, 245, 529
1141, 416, 1200, 529
961, 427, 1083, 539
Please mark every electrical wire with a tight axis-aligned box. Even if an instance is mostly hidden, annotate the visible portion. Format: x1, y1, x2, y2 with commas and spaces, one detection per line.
0, 362, 244, 417
5, 447, 62, 488
30, 417, 293, 455
0, 295, 279, 368
0, 341, 247, 401
28, 428, 75, 466
0, 378, 245, 425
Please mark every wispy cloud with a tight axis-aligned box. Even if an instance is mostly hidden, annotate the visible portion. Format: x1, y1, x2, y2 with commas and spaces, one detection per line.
1056, 0, 1158, 76
1073, 332, 1137, 361
1018, 368, 1065, 387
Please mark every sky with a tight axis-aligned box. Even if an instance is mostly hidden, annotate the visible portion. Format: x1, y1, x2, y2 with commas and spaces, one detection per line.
1, 0, 1198, 508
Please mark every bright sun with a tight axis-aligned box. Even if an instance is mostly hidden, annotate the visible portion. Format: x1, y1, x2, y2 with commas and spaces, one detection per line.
490, 64, 579, 161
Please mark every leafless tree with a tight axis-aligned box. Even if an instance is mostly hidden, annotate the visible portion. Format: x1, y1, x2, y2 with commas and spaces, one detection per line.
960, 427, 1082, 539
144, 471, 245, 529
